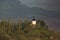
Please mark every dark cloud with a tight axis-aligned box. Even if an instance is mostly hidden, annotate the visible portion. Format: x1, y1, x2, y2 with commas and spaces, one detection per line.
19, 0, 60, 11
47, 0, 60, 11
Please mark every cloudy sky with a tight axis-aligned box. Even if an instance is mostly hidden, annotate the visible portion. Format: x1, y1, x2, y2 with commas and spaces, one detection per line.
0, 0, 60, 31
19, 0, 60, 11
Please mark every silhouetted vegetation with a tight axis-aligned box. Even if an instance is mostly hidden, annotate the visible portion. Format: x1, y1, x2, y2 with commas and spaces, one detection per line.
0, 19, 60, 40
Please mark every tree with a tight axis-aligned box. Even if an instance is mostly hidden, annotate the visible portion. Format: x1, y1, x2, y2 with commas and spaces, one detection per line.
40, 20, 45, 26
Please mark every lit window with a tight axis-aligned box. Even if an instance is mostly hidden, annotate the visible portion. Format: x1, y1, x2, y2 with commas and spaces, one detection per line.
32, 21, 36, 25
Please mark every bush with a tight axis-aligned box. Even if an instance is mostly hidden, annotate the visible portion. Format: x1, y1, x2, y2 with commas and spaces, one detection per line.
0, 19, 60, 40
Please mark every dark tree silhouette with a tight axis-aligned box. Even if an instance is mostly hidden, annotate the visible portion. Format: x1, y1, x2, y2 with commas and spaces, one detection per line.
40, 20, 45, 26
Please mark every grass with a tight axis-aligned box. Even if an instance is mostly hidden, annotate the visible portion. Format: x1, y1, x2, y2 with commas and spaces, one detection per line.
0, 19, 60, 40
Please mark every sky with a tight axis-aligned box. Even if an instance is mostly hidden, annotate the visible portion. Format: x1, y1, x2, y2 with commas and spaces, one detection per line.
19, 0, 60, 11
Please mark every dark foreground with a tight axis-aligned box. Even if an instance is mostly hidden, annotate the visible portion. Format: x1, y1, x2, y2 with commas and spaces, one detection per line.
0, 19, 60, 40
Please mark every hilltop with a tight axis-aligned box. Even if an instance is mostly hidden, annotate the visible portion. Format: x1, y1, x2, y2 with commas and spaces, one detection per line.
0, 19, 60, 40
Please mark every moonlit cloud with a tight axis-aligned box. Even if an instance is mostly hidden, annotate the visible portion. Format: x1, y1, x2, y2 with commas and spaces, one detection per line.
19, 0, 60, 11
19, 0, 48, 8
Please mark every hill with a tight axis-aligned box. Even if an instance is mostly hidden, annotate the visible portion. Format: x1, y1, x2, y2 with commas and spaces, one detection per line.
0, 20, 60, 40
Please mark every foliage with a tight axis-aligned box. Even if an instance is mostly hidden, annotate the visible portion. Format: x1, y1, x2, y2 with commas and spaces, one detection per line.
0, 19, 60, 40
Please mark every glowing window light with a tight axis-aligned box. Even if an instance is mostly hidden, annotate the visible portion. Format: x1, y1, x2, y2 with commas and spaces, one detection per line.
32, 21, 36, 25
